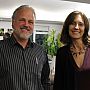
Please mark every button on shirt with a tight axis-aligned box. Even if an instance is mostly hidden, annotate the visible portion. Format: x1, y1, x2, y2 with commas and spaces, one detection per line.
0, 35, 50, 90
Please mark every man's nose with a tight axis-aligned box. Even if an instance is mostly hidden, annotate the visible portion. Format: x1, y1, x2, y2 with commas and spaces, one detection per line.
24, 21, 29, 26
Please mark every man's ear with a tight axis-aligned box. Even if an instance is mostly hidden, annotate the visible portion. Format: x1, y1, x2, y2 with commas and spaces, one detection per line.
12, 20, 15, 29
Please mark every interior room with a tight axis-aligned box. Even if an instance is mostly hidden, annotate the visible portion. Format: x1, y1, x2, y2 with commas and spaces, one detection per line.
0, 0, 90, 90
0, 0, 90, 39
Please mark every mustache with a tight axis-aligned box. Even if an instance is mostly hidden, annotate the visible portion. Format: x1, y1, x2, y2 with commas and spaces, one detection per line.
20, 26, 28, 30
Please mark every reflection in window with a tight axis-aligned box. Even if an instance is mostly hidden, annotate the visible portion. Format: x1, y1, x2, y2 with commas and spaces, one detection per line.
30, 34, 33, 42
35, 34, 47, 46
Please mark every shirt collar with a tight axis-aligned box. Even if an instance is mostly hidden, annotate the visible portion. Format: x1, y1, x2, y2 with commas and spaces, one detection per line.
9, 34, 34, 48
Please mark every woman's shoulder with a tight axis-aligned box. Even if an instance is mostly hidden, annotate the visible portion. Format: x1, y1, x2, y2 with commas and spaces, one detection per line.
58, 45, 70, 51
57, 45, 70, 55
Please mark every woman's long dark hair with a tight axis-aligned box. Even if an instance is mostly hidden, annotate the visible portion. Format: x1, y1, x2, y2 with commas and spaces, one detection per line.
60, 11, 89, 45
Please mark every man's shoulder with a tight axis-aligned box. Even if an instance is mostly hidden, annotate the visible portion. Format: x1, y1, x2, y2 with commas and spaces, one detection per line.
0, 39, 10, 47
0, 39, 5, 45
32, 42, 46, 52
32, 42, 43, 49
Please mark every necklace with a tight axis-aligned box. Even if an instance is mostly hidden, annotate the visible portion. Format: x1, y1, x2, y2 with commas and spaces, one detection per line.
70, 46, 87, 57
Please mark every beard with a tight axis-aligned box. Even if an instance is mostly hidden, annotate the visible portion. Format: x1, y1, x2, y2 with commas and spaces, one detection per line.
19, 33, 32, 40
13, 29, 32, 40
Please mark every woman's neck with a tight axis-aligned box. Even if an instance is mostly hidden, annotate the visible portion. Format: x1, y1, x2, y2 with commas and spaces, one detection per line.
72, 39, 85, 50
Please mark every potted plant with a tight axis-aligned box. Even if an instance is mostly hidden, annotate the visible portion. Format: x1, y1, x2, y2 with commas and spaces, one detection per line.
43, 28, 63, 80
43, 28, 63, 58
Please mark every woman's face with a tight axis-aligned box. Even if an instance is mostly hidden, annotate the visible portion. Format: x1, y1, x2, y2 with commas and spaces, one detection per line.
69, 14, 85, 40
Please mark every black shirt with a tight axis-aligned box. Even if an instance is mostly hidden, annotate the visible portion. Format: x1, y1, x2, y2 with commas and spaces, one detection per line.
0, 35, 50, 90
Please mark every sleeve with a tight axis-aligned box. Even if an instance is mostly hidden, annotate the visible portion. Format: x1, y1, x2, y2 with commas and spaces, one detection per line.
41, 53, 50, 90
53, 48, 65, 90
0, 45, 13, 89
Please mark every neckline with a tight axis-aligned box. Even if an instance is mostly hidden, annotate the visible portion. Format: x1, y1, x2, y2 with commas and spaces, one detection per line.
70, 46, 88, 70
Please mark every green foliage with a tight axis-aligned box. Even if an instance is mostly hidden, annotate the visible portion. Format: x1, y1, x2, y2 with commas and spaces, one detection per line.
56, 32, 63, 49
43, 29, 63, 57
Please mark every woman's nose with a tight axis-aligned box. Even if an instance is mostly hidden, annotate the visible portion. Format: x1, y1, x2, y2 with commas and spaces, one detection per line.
74, 24, 79, 29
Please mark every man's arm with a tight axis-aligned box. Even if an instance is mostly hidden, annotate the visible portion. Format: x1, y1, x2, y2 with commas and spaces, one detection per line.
41, 55, 50, 90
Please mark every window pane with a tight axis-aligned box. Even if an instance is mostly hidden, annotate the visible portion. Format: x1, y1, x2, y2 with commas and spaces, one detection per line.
35, 34, 46, 46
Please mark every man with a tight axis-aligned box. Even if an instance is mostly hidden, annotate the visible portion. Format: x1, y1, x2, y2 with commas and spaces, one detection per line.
0, 5, 50, 90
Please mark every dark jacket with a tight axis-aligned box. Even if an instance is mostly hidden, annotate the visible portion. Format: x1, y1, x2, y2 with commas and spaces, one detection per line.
53, 45, 90, 90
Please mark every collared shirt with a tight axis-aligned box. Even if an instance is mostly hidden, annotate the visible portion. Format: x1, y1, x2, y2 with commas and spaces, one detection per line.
0, 35, 50, 90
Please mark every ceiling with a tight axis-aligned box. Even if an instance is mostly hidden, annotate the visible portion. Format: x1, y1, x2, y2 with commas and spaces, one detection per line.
65, 0, 90, 4
0, 0, 90, 22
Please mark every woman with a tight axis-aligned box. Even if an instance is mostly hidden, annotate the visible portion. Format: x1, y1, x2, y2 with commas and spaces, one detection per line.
53, 11, 90, 90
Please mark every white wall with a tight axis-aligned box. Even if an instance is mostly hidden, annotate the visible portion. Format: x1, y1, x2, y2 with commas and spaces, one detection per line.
0, 21, 12, 40
0, 21, 12, 32
35, 20, 63, 36
0, 20, 63, 40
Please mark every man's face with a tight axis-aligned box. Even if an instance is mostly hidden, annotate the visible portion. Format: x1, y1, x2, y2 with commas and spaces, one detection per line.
12, 8, 35, 40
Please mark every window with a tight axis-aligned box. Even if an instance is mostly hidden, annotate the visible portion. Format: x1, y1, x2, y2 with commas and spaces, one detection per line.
33, 25, 49, 45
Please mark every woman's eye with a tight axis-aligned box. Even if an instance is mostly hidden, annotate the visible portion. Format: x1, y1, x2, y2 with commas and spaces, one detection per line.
71, 22, 75, 25
78, 23, 84, 26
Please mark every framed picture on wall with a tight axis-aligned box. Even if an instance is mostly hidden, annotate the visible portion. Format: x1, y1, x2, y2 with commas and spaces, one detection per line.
8, 29, 13, 34
0, 28, 4, 36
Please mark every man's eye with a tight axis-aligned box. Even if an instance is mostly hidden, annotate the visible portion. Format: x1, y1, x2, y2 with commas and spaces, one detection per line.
19, 20, 24, 22
28, 21, 34, 24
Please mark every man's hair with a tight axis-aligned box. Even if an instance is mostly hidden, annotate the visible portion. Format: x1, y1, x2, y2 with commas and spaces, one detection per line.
12, 5, 36, 19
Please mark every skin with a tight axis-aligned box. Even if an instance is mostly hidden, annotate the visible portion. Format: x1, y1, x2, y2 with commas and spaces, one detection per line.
69, 14, 85, 41
69, 14, 85, 49
69, 14, 86, 67
12, 8, 35, 48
